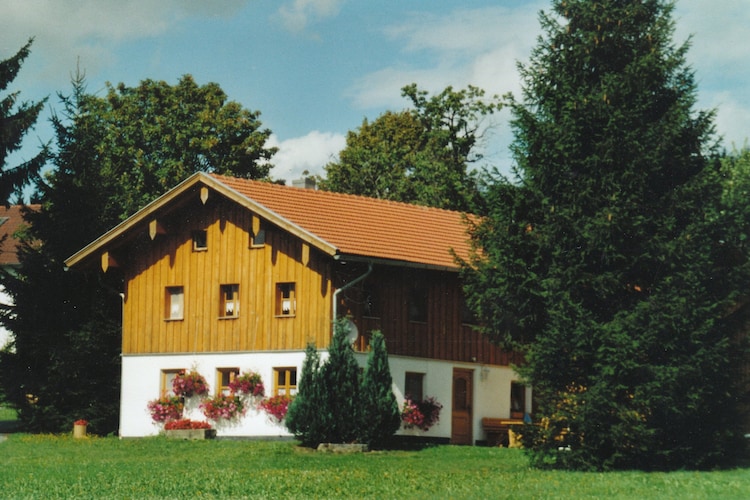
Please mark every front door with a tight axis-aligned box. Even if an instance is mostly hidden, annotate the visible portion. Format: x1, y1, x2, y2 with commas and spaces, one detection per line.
451, 368, 473, 445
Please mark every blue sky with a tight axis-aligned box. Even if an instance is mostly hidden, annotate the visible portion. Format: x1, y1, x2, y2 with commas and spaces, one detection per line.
3, 0, 749, 184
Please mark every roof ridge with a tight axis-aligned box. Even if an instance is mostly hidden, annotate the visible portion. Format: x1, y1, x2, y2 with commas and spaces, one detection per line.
209, 173, 473, 216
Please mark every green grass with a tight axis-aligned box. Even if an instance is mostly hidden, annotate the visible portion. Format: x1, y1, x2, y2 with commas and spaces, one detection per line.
0, 405, 17, 421
1, 435, 749, 499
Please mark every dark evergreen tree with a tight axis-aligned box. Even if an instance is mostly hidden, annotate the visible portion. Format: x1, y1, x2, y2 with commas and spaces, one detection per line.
0, 38, 48, 203
285, 343, 321, 447
359, 331, 400, 448
462, 0, 749, 469
313, 320, 363, 445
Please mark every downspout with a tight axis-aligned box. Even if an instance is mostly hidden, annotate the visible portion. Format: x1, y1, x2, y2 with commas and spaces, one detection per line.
332, 261, 373, 335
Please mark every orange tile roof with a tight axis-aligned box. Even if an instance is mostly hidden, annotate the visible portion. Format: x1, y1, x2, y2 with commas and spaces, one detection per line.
0, 205, 38, 267
211, 174, 473, 270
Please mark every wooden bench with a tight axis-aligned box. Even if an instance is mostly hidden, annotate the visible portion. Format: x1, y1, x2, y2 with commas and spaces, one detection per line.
482, 418, 524, 447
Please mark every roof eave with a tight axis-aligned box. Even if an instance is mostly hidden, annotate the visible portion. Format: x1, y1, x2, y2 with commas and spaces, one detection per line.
65, 172, 339, 269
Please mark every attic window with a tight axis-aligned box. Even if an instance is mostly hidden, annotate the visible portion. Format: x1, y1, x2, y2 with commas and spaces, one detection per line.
192, 230, 208, 251
250, 228, 266, 248
0, 217, 8, 227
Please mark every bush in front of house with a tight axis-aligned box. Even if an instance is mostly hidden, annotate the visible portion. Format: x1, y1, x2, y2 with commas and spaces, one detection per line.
360, 331, 401, 448
286, 321, 400, 448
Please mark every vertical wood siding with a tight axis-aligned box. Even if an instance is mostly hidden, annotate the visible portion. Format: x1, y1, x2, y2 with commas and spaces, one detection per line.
119, 193, 517, 367
122, 196, 332, 354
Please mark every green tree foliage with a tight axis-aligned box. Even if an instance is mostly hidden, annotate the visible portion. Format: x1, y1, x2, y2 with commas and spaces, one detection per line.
461, 0, 750, 470
360, 331, 400, 448
321, 84, 499, 212
0, 73, 276, 433
0, 38, 48, 202
285, 343, 321, 447
287, 323, 400, 448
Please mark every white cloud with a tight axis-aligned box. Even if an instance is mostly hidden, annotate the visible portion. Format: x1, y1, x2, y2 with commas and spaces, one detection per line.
1, 0, 250, 90
348, 3, 543, 111
276, 0, 345, 33
267, 131, 346, 183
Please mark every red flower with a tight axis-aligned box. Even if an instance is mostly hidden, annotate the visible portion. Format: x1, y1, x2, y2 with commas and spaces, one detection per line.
74, 419, 88, 426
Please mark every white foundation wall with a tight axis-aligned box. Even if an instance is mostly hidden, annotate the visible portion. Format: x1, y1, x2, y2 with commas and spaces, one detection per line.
120, 351, 526, 443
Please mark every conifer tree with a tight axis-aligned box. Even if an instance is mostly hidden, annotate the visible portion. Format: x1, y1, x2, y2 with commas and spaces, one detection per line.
462, 0, 750, 469
313, 320, 363, 445
360, 331, 400, 448
0, 38, 48, 202
285, 343, 321, 446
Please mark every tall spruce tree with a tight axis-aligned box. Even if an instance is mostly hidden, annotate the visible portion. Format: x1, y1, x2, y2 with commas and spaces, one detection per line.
360, 331, 400, 448
462, 0, 750, 469
0, 38, 48, 202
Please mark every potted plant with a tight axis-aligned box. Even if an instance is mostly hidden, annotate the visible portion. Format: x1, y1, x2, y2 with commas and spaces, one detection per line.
164, 418, 216, 440
73, 419, 88, 439
200, 394, 246, 422
228, 371, 265, 398
401, 396, 443, 431
172, 369, 209, 398
147, 395, 184, 423
259, 395, 293, 423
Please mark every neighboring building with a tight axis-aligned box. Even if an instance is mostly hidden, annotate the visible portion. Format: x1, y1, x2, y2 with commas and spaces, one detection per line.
65, 173, 528, 442
0, 205, 38, 350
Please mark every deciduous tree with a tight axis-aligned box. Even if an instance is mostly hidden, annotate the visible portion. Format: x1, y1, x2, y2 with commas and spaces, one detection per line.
322, 84, 499, 212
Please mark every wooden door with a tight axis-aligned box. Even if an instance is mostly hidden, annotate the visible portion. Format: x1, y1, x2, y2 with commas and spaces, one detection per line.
451, 368, 473, 445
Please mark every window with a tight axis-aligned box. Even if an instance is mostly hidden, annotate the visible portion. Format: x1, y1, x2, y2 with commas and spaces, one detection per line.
276, 282, 296, 316
408, 285, 428, 322
165, 286, 184, 320
161, 369, 183, 396
192, 230, 207, 251
461, 298, 477, 325
405, 372, 424, 402
217, 367, 240, 395
274, 367, 297, 396
220, 284, 239, 318
511, 381, 526, 418
250, 227, 266, 248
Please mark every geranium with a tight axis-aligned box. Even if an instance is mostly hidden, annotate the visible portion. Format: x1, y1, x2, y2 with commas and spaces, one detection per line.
200, 394, 246, 421
172, 369, 209, 398
228, 371, 265, 397
259, 395, 293, 423
147, 395, 184, 423
401, 396, 443, 431
164, 419, 212, 430
74, 419, 88, 426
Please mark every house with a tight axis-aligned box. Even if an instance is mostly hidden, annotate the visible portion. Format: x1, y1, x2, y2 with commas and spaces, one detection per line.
0, 205, 39, 350
65, 173, 529, 442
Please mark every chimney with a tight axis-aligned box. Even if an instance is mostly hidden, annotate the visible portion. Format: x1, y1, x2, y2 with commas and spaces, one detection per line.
292, 175, 316, 190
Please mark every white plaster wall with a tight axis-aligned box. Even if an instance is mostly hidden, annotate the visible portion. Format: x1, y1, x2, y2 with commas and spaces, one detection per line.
120, 351, 524, 443
0, 286, 13, 350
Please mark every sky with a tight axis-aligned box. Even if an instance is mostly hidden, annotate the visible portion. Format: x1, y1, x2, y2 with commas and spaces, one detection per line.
2, 0, 749, 185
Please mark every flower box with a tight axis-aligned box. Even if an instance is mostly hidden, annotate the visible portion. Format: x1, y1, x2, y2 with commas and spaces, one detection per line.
165, 429, 217, 440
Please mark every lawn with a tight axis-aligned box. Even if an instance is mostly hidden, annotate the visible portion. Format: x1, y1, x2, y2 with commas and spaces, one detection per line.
1, 435, 749, 499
